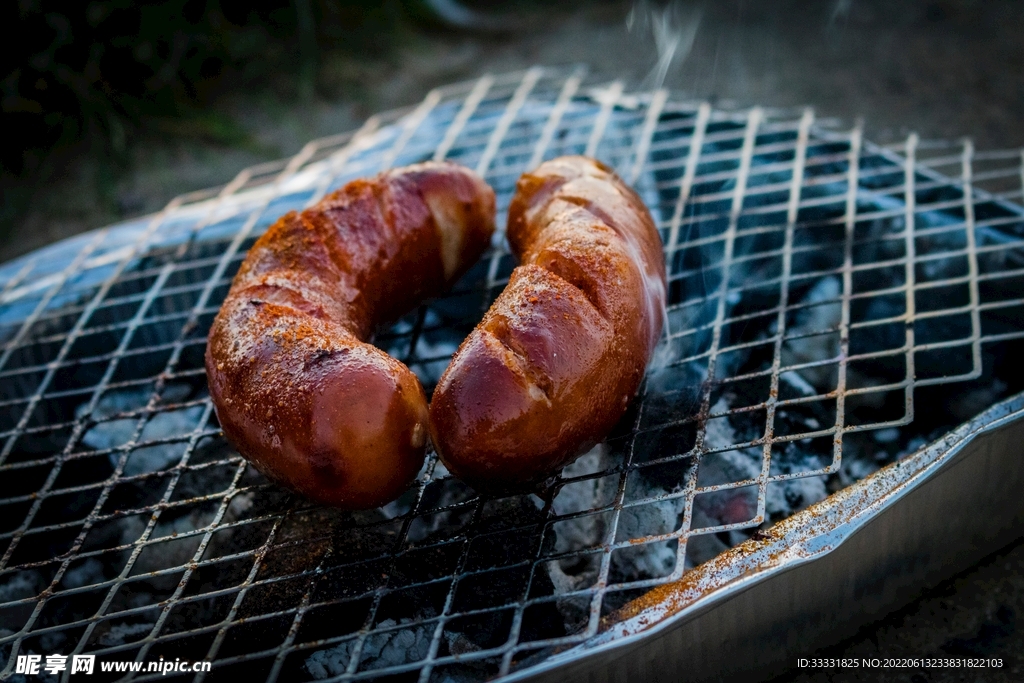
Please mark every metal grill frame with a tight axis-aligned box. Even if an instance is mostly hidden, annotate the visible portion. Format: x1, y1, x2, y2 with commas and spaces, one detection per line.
2, 67, 1024, 683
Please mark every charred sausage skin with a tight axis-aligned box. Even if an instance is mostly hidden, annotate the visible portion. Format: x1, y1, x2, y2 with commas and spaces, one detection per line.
430, 156, 666, 489
206, 162, 495, 509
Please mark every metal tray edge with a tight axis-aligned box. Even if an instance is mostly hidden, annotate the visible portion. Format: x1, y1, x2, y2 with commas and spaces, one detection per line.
509, 391, 1024, 683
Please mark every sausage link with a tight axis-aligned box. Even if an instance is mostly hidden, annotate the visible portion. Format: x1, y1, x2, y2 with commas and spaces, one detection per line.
206, 162, 495, 508
429, 156, 666, 489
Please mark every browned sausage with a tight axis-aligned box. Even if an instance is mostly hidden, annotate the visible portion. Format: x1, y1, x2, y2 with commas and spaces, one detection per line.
429, 156, 666, 490
206, 162, 495, 508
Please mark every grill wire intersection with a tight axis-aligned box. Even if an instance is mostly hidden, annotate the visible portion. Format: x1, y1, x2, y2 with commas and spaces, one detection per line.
2, 67, 1024, 682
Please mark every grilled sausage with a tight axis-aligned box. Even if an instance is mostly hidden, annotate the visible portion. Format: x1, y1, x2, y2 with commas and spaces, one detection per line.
429, 156, 666, 489
206, 162, 495, 509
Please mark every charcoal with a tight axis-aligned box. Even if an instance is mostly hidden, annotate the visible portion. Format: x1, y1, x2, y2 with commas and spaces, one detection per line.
4, 78, 1024, 683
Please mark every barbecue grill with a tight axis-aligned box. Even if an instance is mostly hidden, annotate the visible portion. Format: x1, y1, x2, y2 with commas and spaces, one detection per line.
3, 66, 1024, 683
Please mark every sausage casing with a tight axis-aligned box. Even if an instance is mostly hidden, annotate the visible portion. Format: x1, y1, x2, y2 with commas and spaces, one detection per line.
429, 156, 666, 489
206, 162, 495, 508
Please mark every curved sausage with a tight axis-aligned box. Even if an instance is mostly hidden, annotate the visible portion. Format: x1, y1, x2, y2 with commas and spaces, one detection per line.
429, 156, 666, 490
206, 162, 495, 509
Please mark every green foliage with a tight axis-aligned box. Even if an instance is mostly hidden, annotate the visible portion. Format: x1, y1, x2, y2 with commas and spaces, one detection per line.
1, 0, 413, 178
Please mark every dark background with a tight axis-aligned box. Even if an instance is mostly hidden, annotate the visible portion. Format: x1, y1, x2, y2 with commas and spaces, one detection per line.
3, 0, 1024, 265
3, 1, 1024, 679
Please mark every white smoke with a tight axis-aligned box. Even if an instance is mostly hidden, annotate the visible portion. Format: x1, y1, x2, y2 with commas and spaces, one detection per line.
626, 1, 703, 90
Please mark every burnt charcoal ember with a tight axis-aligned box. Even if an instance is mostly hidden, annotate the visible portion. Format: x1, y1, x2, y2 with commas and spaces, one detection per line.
545, 447, 615, 631
0, 570, 45, 606
121, 496, 252, 583
15, 493, 263, 650
305, 618, 432, 678
0, 571, 48, 644
77, 384, 204, 476
97, 622, 154, 647
441, 610, 513, 655
540, 445, 690, 627
60, 558, 104, 590
643, 360, 705, 423
780, 276, 842, 392
406, 463, 478, 545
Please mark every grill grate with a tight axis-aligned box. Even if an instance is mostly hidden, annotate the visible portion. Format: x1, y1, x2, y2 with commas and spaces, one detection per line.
3, 67, 1024, 682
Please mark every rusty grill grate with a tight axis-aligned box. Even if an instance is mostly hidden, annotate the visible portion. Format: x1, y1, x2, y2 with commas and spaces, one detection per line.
3, 67, 1024, 682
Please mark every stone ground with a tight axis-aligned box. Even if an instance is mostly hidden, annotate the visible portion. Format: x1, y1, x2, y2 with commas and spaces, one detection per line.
5, 0, 1024, 679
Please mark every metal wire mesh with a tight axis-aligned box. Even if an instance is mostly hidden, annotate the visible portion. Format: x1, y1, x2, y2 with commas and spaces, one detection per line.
2, 66, 1024, 682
